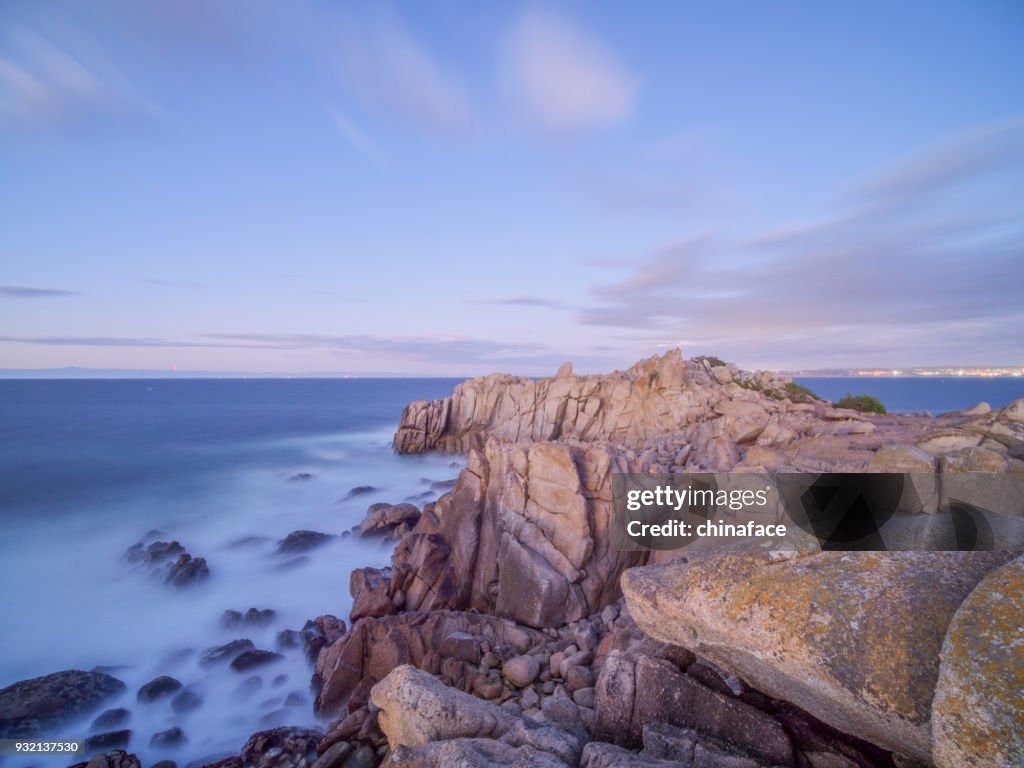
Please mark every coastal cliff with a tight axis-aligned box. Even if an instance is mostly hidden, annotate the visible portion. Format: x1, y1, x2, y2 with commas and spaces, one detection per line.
304, 352, 1024, 768
63, 351, 1022, 768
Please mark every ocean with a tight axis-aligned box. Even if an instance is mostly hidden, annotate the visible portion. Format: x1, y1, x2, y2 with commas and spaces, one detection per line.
0, 375, 1021, 765
793, 376, 1024, 414
0, 379, 462, 766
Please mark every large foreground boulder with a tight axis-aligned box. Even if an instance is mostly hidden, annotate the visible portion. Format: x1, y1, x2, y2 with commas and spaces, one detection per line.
0, 669, 126, 738
622, 551, 1012, 763
370, 665, 580, 766
932, 554, 1024, 768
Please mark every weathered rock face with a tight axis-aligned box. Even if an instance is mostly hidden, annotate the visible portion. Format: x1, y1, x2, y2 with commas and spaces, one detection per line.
386, 439, 645, 628
932, 554, 1024, 768
371, 665, 580, 767
593, 651, 792, 765
0, 669, 126, 738
582, 721, 782, 768
622, 551, 1013, 762
394, 351, 794, 456
313, 611, 545, 717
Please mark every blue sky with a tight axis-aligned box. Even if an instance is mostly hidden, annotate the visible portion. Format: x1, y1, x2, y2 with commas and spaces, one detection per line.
1, 1, 1022, 375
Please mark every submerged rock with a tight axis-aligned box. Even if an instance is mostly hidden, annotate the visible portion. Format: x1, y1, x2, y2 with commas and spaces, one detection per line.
200, 639, 255, 667
171, 690, 203, 713
151, 726, 187, 748
231, 650, 284, 672
137, 676, 183, 703
165, 553, 210, 587
84, 729, 132, 751
125, 539, 209, 587
91, 707, 131, 731
276, 530, 334, 554
344, 485, 380, 499
0, 669, 125, 738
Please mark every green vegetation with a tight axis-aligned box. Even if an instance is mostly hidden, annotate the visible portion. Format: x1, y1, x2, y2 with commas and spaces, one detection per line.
736, 378, 817, 403
834, 393, 887, 414
697, 355, 727, 367
783, 381, 820, 403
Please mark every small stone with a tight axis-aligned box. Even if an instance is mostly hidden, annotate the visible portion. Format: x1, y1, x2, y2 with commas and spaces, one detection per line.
342, 744, 377, 768
520, 687, 540, 711
502, 655, 540, 688
573, 686, 596, 708
311, 741, 351, 768
472, 676, 504, 700
565, 664, 595, 692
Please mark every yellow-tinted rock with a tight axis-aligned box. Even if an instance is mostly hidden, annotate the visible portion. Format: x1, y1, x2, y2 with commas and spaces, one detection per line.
621, 551, 1012, 762
939, 447, 1008, 473
932, 555, 1024, 768
869, 445, 936, 473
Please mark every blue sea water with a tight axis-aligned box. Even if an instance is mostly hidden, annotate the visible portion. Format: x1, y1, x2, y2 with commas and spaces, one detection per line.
0, 375, 1021, 764
794, 376, 1024, 414
0, 379, 462, 765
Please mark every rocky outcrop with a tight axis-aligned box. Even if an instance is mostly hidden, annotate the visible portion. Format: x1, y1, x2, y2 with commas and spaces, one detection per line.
583, 722, 787, 768
593, 650, 793, 765
371, 665, 580, 766
299, 351, 1024, 768
69, 750, 141, 768
356, 503, 421, 538
394, 351, 801, 455
240, 727, 321, 768
125, 538, 210, 587
622, 551, 1014, 763
313, 611, 546, 717
380, 440, 646, 628
932, 554, 1024, 768
396, 350, 1024, 473
0, 669, 126, 738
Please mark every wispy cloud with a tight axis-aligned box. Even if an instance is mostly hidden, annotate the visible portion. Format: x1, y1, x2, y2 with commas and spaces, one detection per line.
471, 294, 570, 309
578, 120, 1024, 367
331, 109, 389, 167
139, 278, 204, 289
502, 9, 638, 135
0, 332, 552, 365
333, 9, 472, 138
0, 336, 248, 348
0, 285, 79, 298
0, 26, 153, 133
202, 333, 548, 363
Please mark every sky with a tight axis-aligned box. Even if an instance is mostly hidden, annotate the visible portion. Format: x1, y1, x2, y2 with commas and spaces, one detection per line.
1, 0, 1023, 376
